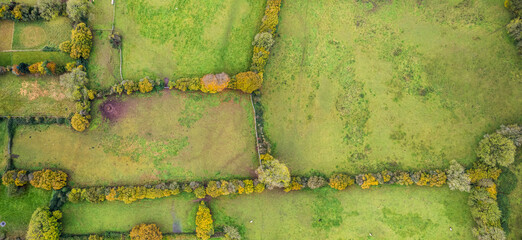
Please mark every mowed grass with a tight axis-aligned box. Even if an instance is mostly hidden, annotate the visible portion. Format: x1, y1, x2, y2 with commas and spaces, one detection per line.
89, 30, 120, 89
507, 156, 522, 240
0, 20, 14, 51
0, 74, 75, 117
11, 17, 72, 49
0, 120, 7, 170
61, 194, 197, 235
115, 0, 265, 80
211, 186, 474, 240
262, 0, 522, 175
0, 187, 52, 238
0, 51, 73, 66
12, 91, 257, 186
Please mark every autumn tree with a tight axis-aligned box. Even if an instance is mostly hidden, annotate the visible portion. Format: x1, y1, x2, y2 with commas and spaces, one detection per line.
60, 23, 92, 59
38, 0, 61, 21
26, 207, 62, 240
200, 73, 230, 93
446, 160, 471, 192
329, 173, 354, 190
66, 0, 88, 22
255, 154, 291, 189
476, 133, 516, 167
232, 71, 263, 93
196, 202, 214, 240
129, 224, 162, 240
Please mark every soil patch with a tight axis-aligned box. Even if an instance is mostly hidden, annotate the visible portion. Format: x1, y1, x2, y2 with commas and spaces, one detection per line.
20, 26, 46, 48
99, 98, 129, 122
0, 21, 14, 51
19, 80, 67, 100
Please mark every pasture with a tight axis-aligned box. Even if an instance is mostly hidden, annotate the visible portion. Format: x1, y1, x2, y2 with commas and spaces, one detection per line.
211, 186, 474, 240
261, 0, 522, 175
114, 0, 266, 80
12, 91, 257, 186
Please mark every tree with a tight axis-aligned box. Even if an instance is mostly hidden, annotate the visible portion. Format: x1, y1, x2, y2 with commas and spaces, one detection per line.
477, 133, 516, 167
26, 207, 62, 240
200, 73, 230, 93
60, 23, 92, 59
66, 0, 88, 22
30, 169, 68, 190
138, 77, 154, 93
329, 173, 354, 190
196, 202, 214, 240
224, 226, 241, 240
60, 67, 88, 97
496, 124, 522, 147
255, 154, 291, 189
71, 113, 89, 132
252, 32, 275, 50
307, 176, 326, 189
109, 32, 122, 49
130, 224, 162, 240
38, 0, 61, 21
232, 71, 263, 93
446, 160, 471, 192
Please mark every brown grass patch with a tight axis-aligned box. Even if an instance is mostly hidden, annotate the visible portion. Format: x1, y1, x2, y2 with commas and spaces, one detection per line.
20, 26, 46, 48
0, 21, 14, 51
19, 80, 67, 100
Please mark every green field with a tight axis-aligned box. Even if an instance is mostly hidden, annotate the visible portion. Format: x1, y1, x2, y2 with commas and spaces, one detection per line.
0, 120, 7, 170
0, 74, 75, 117
211, 186, 474, 239
12, 91, 257, 186
12, 17, 71, 50
0, 187, 52, 238
114, 0, 265, 80
507, 158, 522, 240
89, 30, 121, 89
62, 194, 197, 235
261, 0, 522, 175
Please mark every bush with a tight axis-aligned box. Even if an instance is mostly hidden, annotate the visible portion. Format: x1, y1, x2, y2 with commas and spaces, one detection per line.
38, 0, 61, 21
30, 169, 67, 190
26, 207, 62, 240
468, 188, 501, 227
255, 154, 291, 189
200, 73, 230, 93
496, 124, 522, 147
259, 0, 281, 34
71, 113, 89, 132
307, 176, 326, 189
284, 177, 303, 192
329, 173, 353, 190
252, 32, 275, 50
172, 78, 201, 91
138, 77, 154, 93
109, 33, 122, 49
196, 202, 214, 240
506, 0, 522, 16
477, 133, 516, 167
2, 170, 16, 185
468, 162, 502, 183
497, 168, 518, 194
66, 0, 88, 22
232, 71, 263, 93
446, 160, 471, 192
223, 226, 241, 240
393, 171, 413, 185
129, 224, 162, 240
60, 23, 92, 59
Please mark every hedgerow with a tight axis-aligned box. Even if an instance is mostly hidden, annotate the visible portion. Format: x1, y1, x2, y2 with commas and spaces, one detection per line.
2, 169, 67, 190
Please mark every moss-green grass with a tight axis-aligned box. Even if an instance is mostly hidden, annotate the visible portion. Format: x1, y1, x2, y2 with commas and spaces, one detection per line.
89, 30, 120, 89
507, 156, 522, 240
12, 91, 257, 186
0, 20, 14, 51
0, 120, 7, 170
114, 0, 265, 80
0, 187, 52, 238
0, 51, 73, 66
261, 0, 522, 175
211, 186, 474, 240
11, 17, 71, 50
89, 0, 114, 30
61, 194, 197, 235
0, 74, 75, 117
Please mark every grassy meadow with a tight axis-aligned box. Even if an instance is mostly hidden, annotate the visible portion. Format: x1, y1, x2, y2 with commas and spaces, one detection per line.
0, 120, 7, 170
61, 194, 197, 235
0, 20, 13, 51
261, 0, 522, 175
211, 186, 474, 240
115, 0, 265, 80
89, 30, 120, 89
507, 157, 522, 240
0, 75, 75, 117
11, 17, 71, 50
0, 187, 52, 238
12, 91, 257, 186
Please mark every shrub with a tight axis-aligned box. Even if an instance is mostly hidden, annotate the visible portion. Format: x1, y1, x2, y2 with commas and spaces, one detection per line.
224, 226, 241, 240
61, 23, 92, 59
496, 124, 522, 147
359, 174, 379, 189
12, 63, 29, 76
109, 33, 122, 49
250, 46, 270, 72
2, 170, 16, 185
505, 0, 522, 16
196, 202, 214, 240
15, 170, 29, 186
253, 181, 265, 193
30, 169, 67, 190
329, 173, 353, 190
232, 71, 263, 93
472, 225, 506, 240
38, 0, 61, 21
130, 224, 162, 240
173, 78, 201, 91
497, 168, 518, 194
71, 113, 89, 132
194, 186, 206, 199
200, 73, 230, 93
255, 153, 291, 189
393, 171, 413, 185
252, 32, 275, 50
243, 179, 254, 194
26, 207, 62, 240
60, 67, 88, 97
468, 162, 502, 183
446, 160, 471, 192
284, 177, 303, 192
88, 235, 103, 240
307, 176, 326, 189
138, 77, 154, 93
477, 133, 516, 167
66, 0, 88, 22
259, 0, 281, 34
468, 188, 501, 227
